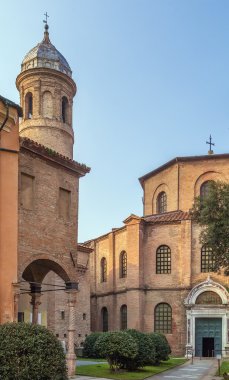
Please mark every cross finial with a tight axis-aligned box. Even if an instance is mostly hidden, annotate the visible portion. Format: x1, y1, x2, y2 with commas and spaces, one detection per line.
206, 134, 215, 155
43, 12, 49, 31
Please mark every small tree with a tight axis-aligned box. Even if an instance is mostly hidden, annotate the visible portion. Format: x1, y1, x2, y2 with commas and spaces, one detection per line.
94, 331, 137, 371
0, 322, 67, 380
125, 329, 156, 369
191, 181, 229, 272
83, 332, 103, 358
148, 333, 171, 365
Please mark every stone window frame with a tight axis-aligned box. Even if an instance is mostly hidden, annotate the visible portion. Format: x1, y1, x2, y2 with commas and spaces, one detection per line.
100, 257, 107, 283
120, 304, 127, 330
154, 303, 172, 334
156, 191, 167, 214
201, 245, 215, 273
101, 307, 108, 332
156, 245, 171, 274
120, 251, 127, 278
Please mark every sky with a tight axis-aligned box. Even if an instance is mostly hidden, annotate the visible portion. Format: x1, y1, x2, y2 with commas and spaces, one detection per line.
1, 0, 229, 242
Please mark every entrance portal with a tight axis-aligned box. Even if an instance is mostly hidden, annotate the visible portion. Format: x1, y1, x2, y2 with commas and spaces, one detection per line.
195, 318, 222, 357
202, 337, 214, 357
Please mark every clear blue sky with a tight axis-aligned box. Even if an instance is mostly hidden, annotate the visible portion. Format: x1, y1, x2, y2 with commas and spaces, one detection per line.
1, 0, 229, 241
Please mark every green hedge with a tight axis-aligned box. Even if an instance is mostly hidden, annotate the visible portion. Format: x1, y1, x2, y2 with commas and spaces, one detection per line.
94, 331, 138, 371
148, 332, 171, 365
0, 322, 67, 380
83, 332, 103, 358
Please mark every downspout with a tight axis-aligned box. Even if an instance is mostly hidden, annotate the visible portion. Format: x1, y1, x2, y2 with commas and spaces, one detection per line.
0, 103, 9, 132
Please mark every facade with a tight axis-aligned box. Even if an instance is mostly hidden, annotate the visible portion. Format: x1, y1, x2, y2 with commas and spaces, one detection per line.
88, 154, 229, 357
0, 96, 22, 324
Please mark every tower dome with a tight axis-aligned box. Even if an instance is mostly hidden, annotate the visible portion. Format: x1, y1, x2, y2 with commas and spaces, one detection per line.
21, 24, 72, 77
16, 23, 76, 159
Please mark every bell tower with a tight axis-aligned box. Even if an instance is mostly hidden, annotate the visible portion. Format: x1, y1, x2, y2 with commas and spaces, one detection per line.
16, 22, 76, 159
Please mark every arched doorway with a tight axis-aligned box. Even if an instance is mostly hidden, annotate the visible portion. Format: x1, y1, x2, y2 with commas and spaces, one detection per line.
17, 258, 78, 375
184, 276, 229, 357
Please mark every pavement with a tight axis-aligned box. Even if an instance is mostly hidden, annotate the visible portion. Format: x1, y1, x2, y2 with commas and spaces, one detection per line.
71, 358, 220, 380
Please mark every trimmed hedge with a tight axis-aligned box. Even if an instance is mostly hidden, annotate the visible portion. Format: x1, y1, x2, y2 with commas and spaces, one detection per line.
148, 332, 171, 365
94, 331, 138, 371
125, 329, 156, 369
0, 322, 67, 380
83, 332, 103, 358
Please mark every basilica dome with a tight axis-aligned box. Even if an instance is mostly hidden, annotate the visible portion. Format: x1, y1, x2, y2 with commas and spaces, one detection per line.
21, 24, 72, 77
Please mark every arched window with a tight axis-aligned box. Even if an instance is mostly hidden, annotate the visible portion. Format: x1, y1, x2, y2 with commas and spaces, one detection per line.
25, 92, 33, 119
156, 245, 171, 274
201, 245, 215, 272
120, 251, 127, 278
157, 192, 167, 213
200, 181, 214, 199
196, 291, 222, 305
154, 303, 172, 334
100, 257, 107, 283
120, 305, 127, 330
101, 307, 108, 332
42, 91, 53, 118
62, 96, 69, 123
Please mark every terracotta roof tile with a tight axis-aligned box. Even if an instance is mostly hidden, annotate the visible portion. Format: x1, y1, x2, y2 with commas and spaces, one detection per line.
144, 210, 191, 224
20, 137, 90, 176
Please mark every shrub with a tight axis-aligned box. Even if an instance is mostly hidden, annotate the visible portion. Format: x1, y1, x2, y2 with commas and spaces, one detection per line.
125, 329, 156, 369
148, 332, 171, 365
0, 322, 67, 380
83, 332, 103, 358
94, 331, 138, 371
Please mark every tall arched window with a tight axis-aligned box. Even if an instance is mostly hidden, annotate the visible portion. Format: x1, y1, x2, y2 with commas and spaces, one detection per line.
101, 307, 108, 332
100, 257, 107, 283
120, 251, 127, 278
25, 92, 33, 119
200, 181, 214, 199
157, 192, 167, 213
62, 96, 69, 123
156, 245, 171, 274
42, 91, 53, 118
154, 303, 172, 334
120, 304, 127, 330
201, 245, 215, 272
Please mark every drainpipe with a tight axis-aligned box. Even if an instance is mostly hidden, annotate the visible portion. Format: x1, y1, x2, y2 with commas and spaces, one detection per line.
0, 103, 9, 132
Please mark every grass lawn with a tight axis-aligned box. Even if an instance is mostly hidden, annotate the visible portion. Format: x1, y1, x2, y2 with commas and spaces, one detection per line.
218, 360, 229, 377
78, 358, 107, 362
76, 358, 187, 379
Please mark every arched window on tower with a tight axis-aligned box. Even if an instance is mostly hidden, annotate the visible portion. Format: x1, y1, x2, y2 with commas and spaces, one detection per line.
25, 92, 33, 119
62, 96, 69, 124
154, 303, 172, 334
120, 251, 127, 278
100, 257, 107, 283
200, 181, 214, 200
120, 304, 127, 330
101, 307, 108, 332
157, 191, 167, 213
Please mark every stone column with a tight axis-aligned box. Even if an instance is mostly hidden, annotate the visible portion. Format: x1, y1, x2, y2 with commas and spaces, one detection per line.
66, 289, 77, 378
12, 283, 21, 322
30, 283, 42, 324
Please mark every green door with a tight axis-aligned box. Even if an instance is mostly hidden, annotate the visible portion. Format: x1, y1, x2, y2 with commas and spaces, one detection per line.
195, 318, 222, 357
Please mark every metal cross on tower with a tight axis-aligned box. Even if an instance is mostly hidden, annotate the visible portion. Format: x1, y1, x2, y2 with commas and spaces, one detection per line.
206, 134, 215, 154
43, 12, 49, 26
